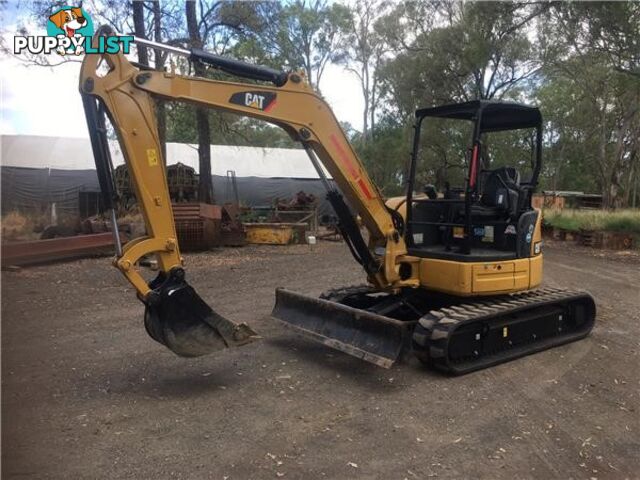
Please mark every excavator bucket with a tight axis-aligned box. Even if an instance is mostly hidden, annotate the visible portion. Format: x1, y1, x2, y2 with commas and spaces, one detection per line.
144, 272, 259, 357
271, 288, 412, 368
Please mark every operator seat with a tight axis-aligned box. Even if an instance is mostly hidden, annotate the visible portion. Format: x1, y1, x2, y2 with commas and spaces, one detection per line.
477, 166, 521, 219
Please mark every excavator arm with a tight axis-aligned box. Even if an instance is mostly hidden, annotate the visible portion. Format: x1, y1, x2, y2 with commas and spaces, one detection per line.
79, 32, 414, 358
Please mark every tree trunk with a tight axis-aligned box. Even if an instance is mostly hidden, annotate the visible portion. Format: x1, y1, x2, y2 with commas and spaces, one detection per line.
598, 105, 611, 209
152, 0, 167, 163
195, 109, 213, 203
186, 0, 215, 204
370, 81, 376, 137
361, 64, 369, 140
362, 96, 369, 141
622, 164, 634, 207
132, 1, 148, 66
633, 167, 638, 208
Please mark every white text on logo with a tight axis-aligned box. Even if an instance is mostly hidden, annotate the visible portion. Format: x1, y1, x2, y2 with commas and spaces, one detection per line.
245, 93, 265, 109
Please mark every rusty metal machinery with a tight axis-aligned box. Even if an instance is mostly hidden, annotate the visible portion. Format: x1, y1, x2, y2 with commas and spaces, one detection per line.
115, 162, 199, 206
167, 163, 199, 203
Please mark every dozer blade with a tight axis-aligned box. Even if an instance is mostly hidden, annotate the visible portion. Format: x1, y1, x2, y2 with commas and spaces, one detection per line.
144, 269, 259, 357
271, 288, 412, 368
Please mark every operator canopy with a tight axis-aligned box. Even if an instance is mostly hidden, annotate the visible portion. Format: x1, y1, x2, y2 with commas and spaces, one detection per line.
416, 100, 542, 133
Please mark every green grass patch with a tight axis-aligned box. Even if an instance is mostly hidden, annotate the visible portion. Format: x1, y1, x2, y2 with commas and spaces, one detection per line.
543, 209, 640, 234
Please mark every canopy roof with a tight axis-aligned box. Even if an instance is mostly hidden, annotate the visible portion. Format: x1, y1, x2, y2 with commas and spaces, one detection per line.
415, 100, 542, 132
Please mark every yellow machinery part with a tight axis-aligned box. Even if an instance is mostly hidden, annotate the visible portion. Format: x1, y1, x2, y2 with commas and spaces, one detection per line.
417, 256, 542, 296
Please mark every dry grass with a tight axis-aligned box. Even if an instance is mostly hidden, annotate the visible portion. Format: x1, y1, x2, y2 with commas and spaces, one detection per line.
2, 211, 28, 234
119, 212, 143, 224
543, 209, 640, 234
1, 210, 82, 242
1, 211, 44, 241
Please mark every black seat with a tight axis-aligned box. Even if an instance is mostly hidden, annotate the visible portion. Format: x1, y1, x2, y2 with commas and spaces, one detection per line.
480, 167, 521, 218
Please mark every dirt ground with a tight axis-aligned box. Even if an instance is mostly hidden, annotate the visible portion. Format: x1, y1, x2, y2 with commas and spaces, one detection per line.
2, 240, 639, 479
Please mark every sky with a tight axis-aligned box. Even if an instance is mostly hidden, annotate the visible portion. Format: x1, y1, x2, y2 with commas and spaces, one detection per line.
0, 3, 364, 140
0, 58, 364, 138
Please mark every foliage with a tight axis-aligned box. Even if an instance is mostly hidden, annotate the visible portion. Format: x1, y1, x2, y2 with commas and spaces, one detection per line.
164, 101, 297, 148
413, 118, 472, 191
535, 3, 640, 208
378, 1, 545, 118
351, 119, 411, 195
371, 1, 639, 206
236, 0, 350, 89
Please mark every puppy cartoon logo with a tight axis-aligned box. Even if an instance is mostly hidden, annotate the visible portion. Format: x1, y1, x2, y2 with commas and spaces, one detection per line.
47, 6, 93, 55
13, 6, 132, 56
229, 91, 277, 112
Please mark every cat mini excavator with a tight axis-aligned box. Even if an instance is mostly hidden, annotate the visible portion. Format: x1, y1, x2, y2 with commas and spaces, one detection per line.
80, 30, 595, 374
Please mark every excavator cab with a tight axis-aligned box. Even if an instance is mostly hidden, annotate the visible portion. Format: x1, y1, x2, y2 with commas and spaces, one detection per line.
406, 101, 543, 266
275, 100, 593, 373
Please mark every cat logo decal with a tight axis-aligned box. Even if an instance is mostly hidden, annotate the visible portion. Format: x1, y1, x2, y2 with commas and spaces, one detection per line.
229, 91, 277, 112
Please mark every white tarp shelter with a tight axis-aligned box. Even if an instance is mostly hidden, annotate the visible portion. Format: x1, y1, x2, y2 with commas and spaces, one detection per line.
0, 135, 336, 217
0, 134, 330, 179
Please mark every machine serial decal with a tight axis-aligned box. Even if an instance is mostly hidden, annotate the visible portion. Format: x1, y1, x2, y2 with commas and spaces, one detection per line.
229, 91, 277, 111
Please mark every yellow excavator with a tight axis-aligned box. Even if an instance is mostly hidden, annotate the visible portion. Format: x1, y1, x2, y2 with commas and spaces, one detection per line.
80, 29, 595, 374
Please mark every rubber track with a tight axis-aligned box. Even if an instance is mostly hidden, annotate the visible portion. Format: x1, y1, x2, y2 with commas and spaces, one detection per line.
412, 287, 596, 375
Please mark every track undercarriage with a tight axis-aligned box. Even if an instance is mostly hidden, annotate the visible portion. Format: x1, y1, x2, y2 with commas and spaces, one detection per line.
272, 285, 596, 375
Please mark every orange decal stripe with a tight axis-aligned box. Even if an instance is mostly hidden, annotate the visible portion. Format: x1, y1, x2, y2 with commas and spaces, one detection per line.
357, 179, 373, 200
329, 134, 359, 178
329, 134, 374, 200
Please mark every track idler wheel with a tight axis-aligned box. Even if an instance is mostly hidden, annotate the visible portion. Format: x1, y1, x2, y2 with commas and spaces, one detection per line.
143, 268, 259, 357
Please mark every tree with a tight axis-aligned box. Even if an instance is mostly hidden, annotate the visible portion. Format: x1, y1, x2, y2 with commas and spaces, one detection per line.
132, 1, 149, 65
131, 1, 167, 162
537, 3, 640, 208
352, 119, 411, 195
379, 2, 548, 116
239, 0, 349, 90
7, 0, 640, 207
151, 0, 168, 162
556, 2, 640, 79
340, 0, 391, 140
368, 2, 549, 193
186, 0, 215, 204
